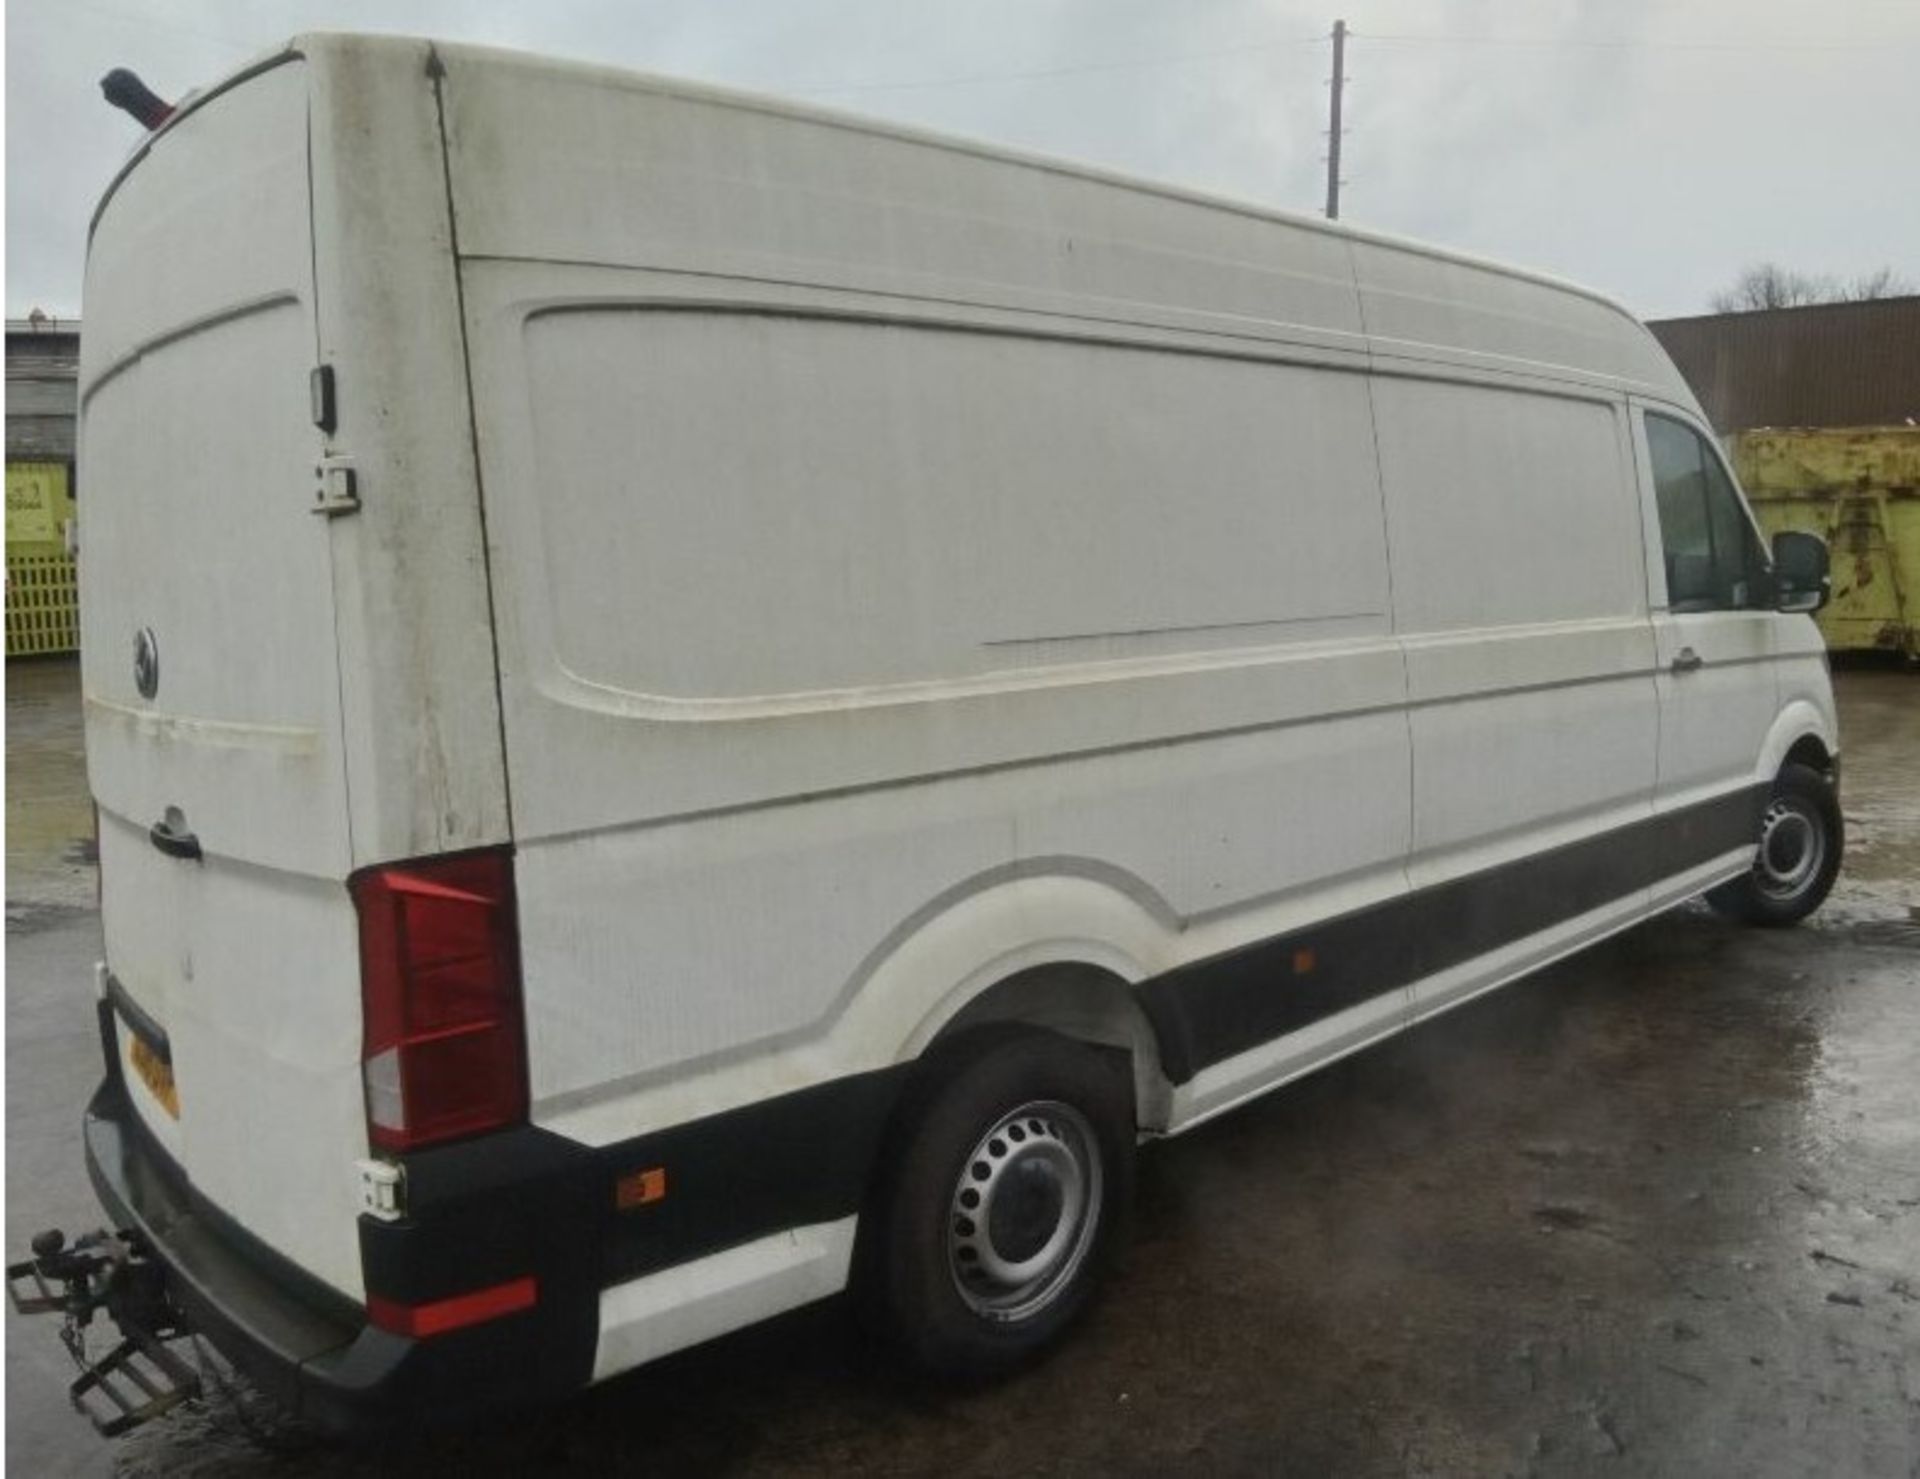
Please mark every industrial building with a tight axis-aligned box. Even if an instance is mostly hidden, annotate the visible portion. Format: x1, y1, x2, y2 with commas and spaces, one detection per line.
1650, 298, 1920, 660
1650, 295, 1920, 433
6, 313, 81, 657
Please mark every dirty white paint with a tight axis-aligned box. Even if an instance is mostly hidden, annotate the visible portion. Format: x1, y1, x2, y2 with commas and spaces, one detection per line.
80, 56, 370, 1297
77, 35, 1837, 1351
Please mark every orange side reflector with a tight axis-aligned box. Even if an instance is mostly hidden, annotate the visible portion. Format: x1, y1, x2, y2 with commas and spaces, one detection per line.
615, 1166, 668, 1210
1292, 948, 1317, 975
367, 1275, 537, 1339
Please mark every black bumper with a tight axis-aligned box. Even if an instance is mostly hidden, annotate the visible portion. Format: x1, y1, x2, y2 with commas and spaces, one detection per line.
80, 999, 597, 1439
82, 992, 910, 1438
83, 1072, 400, 1436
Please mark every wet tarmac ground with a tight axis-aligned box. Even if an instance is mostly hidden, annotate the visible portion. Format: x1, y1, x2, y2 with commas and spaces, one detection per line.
6, 657, 1917, 1477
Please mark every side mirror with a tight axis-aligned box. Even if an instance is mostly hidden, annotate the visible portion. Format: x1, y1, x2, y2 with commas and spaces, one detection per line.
1772, 530, 1830, 615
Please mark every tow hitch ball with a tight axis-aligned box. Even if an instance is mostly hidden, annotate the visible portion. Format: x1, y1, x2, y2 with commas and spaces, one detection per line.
7, 1227, 202, 1436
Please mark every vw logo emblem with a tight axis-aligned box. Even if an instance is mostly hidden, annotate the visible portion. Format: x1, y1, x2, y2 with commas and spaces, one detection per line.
133, 627, 160, 700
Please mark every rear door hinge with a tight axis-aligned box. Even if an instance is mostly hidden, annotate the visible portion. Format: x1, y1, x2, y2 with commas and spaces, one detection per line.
311, 454, 360, 518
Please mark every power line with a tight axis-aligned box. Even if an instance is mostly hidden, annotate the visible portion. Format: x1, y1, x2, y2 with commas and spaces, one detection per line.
1358, 31, 1917, 53
787, 34, 1326, 97
765, 24, 1911, 100
55, 0, 255, 54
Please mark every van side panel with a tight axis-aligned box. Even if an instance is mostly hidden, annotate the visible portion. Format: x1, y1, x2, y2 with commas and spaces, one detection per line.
1349, 237, 1692, 401
464, 274, 1414, 1137
307, 37, 510, 866
1368, 375, 1661, 1020
1373, 377, 1658, 861
520, 310, 1387, 704
436, 54, 1416, 1144
434, 55, 1366, 351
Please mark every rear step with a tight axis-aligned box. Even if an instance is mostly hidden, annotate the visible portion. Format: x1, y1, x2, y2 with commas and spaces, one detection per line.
8, 1227, 202, 1435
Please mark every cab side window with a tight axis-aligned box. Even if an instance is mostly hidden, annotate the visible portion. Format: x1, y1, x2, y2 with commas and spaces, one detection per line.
1645, 413, 1766, 612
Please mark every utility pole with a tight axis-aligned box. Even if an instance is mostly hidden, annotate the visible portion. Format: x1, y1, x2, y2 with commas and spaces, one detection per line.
1324, 18, 1347, 220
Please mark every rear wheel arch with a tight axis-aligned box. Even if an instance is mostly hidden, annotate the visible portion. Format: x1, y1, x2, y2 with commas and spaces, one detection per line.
852, 870, 1179, 1131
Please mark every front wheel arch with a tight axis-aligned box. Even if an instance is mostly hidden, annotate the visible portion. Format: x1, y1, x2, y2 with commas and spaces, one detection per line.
1755, 701, 1838, 784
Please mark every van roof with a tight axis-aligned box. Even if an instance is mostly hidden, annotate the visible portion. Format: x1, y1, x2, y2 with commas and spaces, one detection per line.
99, 31, 1648, 336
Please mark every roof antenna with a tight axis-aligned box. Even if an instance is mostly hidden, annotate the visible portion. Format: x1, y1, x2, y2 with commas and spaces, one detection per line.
101, 68, 174, 130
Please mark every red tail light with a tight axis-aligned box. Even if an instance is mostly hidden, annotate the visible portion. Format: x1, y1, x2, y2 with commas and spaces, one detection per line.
350, 849, 526, 1153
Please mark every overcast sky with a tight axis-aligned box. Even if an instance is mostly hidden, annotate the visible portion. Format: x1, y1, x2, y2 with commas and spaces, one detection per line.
7, 0, 1918, 320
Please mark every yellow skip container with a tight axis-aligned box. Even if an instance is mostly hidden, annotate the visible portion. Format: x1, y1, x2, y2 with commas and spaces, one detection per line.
1733, 426, 1920, 661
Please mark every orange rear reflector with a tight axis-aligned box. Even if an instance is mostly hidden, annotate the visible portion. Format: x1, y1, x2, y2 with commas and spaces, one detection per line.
367, 1275, 537, 1338
128, 1037, 180, 1118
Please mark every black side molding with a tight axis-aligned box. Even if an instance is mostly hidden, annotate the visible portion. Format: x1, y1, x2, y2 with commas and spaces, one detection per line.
1137, 782, 1767, 1082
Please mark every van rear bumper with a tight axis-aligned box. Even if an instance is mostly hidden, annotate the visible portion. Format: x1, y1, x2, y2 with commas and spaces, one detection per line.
82, 985, 908, 1432
81, 1001, 588, 1438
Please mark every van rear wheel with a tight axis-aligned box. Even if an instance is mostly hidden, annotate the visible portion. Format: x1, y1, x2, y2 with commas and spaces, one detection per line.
1705, 761, 1842, 927
859, 1027, 1133, 1380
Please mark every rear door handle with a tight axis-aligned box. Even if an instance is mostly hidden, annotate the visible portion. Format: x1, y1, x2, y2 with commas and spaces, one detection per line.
1670, 646, 1704, 674
148, 808, 202, 861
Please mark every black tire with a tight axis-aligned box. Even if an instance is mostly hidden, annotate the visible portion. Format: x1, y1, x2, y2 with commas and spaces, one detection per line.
857, 1025, 1134, 1380
1705, 760, 1843, 927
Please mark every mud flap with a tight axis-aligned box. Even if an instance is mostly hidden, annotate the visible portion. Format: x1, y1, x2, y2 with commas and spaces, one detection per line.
7, 1228, 204, 1436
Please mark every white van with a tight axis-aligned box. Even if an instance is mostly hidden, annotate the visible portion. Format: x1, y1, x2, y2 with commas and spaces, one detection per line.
36, 33, 1840, 1435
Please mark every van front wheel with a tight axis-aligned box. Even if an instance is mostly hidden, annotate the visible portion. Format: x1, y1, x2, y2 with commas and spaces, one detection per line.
1706, 760, 1842, 926
859, 1027, 1133, 1380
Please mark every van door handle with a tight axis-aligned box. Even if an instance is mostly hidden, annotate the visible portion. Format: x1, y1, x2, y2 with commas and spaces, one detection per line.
148, 809, 202, 861
1670, 646, 1704, 674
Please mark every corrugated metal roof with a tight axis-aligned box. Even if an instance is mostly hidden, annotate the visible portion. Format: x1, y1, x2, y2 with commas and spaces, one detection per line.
6, 324, 81, 381
7, 414, 77, 462
5, 379, 77, 417
6, 350, 80, 380
1648, 296, 1920, 434
7, 324, 81, 463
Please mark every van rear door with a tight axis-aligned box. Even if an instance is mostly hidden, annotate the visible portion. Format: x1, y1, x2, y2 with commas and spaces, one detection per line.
79, 55, 370, 1297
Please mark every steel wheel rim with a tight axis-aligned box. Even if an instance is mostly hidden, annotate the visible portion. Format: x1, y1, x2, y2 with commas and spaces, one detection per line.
947, 1100, 1102, 1323
1754, 796, 1824, 901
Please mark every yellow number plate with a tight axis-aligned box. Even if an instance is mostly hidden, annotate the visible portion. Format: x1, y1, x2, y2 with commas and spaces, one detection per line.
128, 1036, 180, 1119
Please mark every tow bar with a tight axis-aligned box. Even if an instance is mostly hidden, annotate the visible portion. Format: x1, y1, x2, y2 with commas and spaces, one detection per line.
7, 1227, 202, 1436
